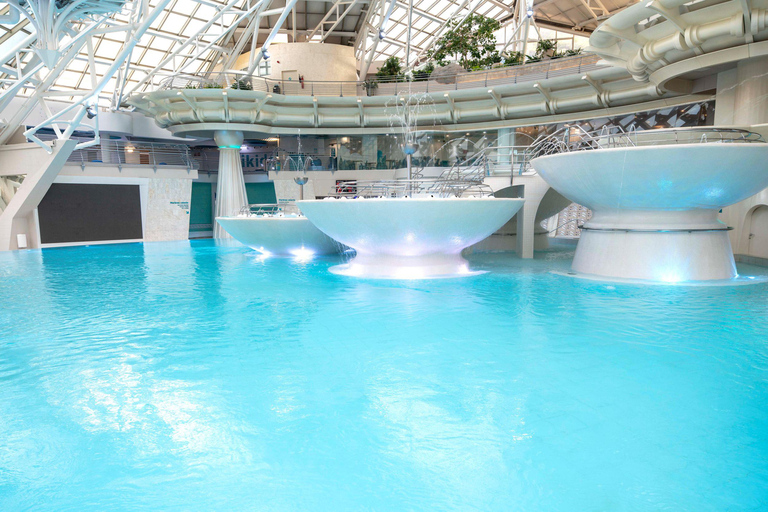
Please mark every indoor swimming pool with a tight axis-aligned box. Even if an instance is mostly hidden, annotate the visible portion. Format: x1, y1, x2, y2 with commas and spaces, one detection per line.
1, 240, 767, 511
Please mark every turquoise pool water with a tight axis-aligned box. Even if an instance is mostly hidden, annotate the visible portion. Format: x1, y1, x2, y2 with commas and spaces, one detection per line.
1, 240, 767, 511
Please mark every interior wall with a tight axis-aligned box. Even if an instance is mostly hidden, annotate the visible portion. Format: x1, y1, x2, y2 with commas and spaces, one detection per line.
232, 43, 357, 82
41, 165, 197, 247
144, 178, 192, 242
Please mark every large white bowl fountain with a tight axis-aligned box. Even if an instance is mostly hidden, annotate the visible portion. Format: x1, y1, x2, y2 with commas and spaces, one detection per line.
531, 127, 768, 282
297, 182, 523, 278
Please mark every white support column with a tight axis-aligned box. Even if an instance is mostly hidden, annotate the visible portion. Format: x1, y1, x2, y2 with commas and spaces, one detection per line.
718, 55, 768, 254
213, 130, 247, 239
497, 128, 514, 172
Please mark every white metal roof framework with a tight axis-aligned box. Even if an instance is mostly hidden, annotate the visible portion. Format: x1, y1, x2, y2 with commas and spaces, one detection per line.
0, 0, 638, 148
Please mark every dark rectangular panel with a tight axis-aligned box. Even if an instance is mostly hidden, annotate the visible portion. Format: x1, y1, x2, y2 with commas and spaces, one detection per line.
38, 183, 143, 244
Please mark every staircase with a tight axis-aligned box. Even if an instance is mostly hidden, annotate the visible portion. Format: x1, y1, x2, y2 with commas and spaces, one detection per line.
0, 140, 77, 250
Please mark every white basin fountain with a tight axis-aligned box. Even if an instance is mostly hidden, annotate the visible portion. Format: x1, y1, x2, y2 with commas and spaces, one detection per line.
216, 204, 341, 258
531, 127, 768, 282
297, 181, 524, 278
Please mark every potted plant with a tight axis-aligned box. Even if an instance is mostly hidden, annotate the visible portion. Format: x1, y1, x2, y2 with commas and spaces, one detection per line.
502, 51, 523, 66
536, 39, 557, 58
231, 79, 252, 90
362, 79, 378, 96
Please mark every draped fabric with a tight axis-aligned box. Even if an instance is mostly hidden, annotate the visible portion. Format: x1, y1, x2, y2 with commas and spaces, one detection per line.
213, 147, 247, 238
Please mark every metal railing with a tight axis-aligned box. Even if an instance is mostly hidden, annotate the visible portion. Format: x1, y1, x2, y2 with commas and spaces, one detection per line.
329, 178, 494, 198
237, 203, 302, 217
155, 54, 604, 98
530, 125, 766, 158
67, 140, 197, 169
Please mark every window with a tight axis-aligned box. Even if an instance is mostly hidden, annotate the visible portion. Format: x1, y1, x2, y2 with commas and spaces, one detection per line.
257, 60, 271, 77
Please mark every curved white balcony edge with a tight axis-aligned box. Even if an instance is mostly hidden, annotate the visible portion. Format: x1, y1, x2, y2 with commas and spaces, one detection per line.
588, 0, 768, 88
127, 68, 706, 136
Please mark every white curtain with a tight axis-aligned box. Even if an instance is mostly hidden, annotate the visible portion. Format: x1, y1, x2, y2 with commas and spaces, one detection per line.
214, 147, 248, 238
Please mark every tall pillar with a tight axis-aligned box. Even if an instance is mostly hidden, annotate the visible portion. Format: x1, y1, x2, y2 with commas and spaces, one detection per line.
732, 56, 768, 126
213, 130, 247, 238
497, 128, 514, 173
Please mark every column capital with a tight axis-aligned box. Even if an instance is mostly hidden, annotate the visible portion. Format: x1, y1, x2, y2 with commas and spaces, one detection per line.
214, 130, 244, 149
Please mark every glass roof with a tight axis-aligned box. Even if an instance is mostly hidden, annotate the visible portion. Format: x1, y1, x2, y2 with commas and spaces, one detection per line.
0, 0, 637, 107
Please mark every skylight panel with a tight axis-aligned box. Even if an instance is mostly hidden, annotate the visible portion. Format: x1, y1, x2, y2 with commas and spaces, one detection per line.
193, 5, 219, 21
137, 48, 169, 68
172, 1, 199, 16
55, 71, 82, 88
162, 13, 190, 33
95, 39, 125, 59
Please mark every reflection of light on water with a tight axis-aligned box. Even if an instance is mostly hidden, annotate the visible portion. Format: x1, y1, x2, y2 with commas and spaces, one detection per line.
290, 247, 315, 261
43, 354, 255, 466
366, 376, 528, 501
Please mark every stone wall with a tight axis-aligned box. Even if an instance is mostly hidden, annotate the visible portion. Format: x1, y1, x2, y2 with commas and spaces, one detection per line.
144, 178, 192, 242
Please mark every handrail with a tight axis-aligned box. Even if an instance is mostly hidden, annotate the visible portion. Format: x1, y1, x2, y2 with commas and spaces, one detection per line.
528, 126, 765, 160
329, 178, 494, 198
151, 54, 605, 98
66, 139, 196, 169
237, 203, 302, 217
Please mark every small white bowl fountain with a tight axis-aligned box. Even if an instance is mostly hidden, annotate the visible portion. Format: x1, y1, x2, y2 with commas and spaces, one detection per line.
216, 203, 341, 258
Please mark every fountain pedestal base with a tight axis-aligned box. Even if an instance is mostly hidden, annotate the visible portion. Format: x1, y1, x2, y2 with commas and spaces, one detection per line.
330, 253, 482, 279
573, 225, 736, 282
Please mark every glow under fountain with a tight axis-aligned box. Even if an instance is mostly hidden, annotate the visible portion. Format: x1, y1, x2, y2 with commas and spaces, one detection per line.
298, 181, 523, 278
531, 127, 768, 282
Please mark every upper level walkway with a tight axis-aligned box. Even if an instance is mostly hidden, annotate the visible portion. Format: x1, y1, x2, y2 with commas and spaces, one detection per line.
157, 55, 606, 98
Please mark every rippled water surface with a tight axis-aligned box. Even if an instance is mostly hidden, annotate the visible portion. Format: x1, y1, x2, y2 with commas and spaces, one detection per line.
1, 240, 768, 511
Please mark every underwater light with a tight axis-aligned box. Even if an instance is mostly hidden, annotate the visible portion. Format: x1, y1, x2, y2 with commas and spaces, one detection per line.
395, 267, 426, 280
290, 247, 315, 260
659, 271, 683, 283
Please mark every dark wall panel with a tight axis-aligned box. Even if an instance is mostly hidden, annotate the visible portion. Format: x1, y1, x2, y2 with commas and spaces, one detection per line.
38, 184, 143, 244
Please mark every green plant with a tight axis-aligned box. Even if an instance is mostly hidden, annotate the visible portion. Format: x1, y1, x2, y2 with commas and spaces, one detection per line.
564, 48, 583, 57
536, 39, 557, 57
376, 56, 403, 80
426, 14, 502, 71
203, 82, 223, 89
502, 51, 524, 66
412, 61, 434, 81
525, 54, 542, 64
362, 79, 378, 96
231, 79, 252, 90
